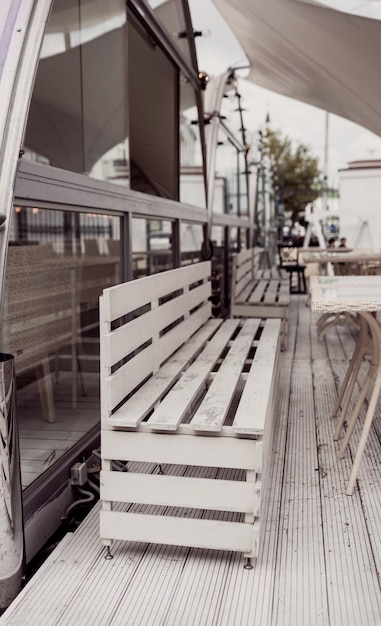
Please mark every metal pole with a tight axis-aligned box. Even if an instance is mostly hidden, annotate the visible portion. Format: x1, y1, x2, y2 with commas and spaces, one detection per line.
0, 354, 24, 609
322, 111, 329, 214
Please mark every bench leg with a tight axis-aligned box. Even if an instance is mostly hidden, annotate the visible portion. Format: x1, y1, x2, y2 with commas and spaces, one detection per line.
281, 315, 288, 351
103, 542, 113, 560
243, 470, 260, 566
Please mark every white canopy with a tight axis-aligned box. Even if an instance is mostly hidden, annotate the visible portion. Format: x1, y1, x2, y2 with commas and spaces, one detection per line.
212, 0, 381, 138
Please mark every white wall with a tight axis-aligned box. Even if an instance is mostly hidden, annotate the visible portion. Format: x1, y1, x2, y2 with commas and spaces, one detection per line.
339, 166, 381, 251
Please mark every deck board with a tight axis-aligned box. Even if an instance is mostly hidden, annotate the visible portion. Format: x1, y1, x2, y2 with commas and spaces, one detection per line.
2, 296, 381, 625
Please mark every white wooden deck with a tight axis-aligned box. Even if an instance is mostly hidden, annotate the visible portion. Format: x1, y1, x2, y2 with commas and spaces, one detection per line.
2, 295, 381, 625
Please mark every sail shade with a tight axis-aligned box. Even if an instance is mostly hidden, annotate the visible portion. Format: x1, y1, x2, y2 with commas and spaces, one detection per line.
212, 0, 381, 137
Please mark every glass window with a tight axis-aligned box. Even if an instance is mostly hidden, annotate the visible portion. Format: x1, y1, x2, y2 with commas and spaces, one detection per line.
147, 0, 197, 69
213, 133, 248, 216
179, 77, 206, 208
7, 205, 121, 488
128, 15, 178, 198
215, 133, 239, 214
180, 223, 203, 265
131, 217, 173, 277
24, 0, 128, 182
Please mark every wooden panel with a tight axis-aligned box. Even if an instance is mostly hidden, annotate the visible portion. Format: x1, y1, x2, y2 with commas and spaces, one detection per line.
146, 320, 240, 430
100, 471, 259, 514
249, 280, 268, 303
102, 261, 211, 322
262, 281, 278, 305
100, 510, 253, 553
101, 430, 259, 470
103, 303, 211, 412
190, 319, 261, 432
236, 263, 252, 285
105, 281, 211, 367
233, 319, 281, 435
107, 319, 222, 427
278, 281, 291, 305
235, 281, 254, 303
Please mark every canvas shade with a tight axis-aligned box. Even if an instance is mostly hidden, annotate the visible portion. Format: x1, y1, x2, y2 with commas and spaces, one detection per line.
212, 0, 381, 137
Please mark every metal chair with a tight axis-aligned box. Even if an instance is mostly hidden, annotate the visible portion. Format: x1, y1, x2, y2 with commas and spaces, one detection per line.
278, 244, 307, 294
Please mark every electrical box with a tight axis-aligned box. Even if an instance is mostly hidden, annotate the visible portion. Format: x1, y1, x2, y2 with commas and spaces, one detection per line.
70, 462, 87, 486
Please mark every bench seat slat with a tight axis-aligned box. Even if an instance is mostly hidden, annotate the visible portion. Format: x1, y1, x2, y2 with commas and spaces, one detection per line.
235, 282, 255, 303
259, 268, 271, 280
145, 319, 241, 431
261, 280, 278, 304
190, 318, 261, 432
278, 281, 291, 305
232, 318, 281, 435
248, 280, 267, 303
107, 318, 222, 427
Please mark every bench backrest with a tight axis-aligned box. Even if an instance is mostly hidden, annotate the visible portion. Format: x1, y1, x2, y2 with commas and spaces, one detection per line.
100, 261, 212, 419
231, 248, 263, 301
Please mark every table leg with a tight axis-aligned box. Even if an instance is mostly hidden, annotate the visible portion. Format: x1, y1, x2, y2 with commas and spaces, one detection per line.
345, 381, 381, 495
338, 366, 374, 457
344, 312, 381, 496
332, 315, 367, 432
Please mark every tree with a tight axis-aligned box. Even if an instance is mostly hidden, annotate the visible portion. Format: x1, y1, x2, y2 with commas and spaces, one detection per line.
263, 128, 321, 226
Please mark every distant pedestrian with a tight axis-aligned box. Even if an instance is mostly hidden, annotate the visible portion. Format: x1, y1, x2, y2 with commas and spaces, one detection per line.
327, 237, 336, 248
339, 237, 347, 248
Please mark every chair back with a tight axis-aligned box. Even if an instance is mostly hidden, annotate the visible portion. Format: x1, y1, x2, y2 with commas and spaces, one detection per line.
278, 245, 300, 269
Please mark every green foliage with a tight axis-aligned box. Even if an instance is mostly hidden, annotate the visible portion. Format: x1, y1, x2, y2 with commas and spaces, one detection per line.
263, 128, 321, 224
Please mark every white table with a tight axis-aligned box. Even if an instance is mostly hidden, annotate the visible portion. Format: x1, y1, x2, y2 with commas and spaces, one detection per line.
302, 251, 381, 276
310, 275, 381, 495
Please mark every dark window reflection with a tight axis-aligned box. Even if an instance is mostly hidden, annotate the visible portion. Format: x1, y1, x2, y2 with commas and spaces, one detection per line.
24, 0, 128, 182
7, 206, 121, 488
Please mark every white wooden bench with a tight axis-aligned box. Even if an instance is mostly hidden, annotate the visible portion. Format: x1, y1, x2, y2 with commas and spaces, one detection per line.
231, 248, 290, 348
99, 261, 281, 568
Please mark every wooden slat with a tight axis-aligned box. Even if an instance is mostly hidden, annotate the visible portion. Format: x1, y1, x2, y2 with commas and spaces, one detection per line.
235, 280, 255, 303
278, 280, 291, 305
108, 319, 222, 427
262, 281, 278, 305
233, 319, 281, 435
100, 471, 259, 514
103, 303, 211, 412
100, 511, 253, 553
146, 320, 240, 431
102, 261, 211, 321
101, 430, 260, 470
105, 281, 211, 366
190, 318, 261, 432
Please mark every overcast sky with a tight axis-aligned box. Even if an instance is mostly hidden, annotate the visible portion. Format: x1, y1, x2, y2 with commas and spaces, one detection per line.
189, 0, 381, 188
